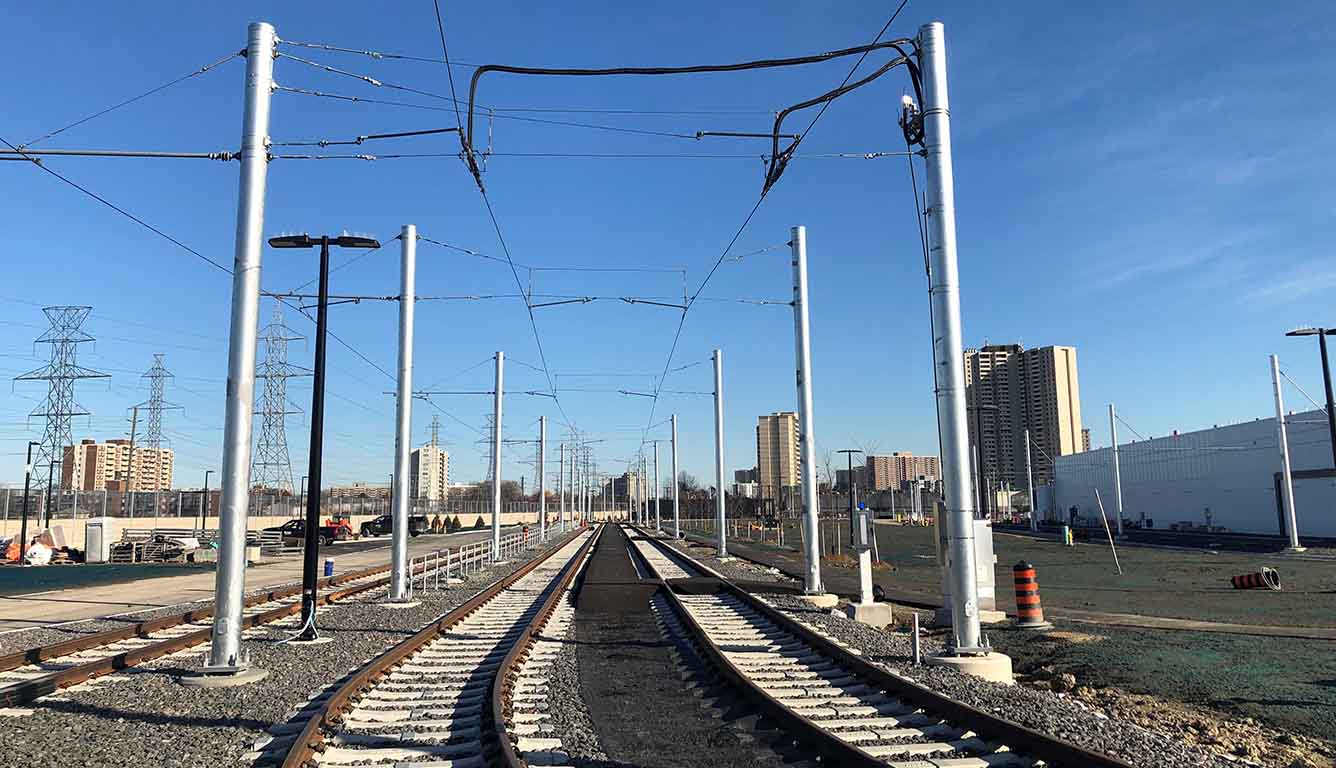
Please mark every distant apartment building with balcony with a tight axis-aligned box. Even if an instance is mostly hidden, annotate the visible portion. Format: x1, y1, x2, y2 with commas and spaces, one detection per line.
62, 438, 173, 492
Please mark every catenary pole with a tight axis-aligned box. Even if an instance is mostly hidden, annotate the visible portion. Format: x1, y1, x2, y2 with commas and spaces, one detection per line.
491, 352, 503, 557
653, 441, 661, 530
1271, 355, 1303, 550
919, 21, 982, 653
539, 416, 547, 542
671, 414, 681, 538
1024, 428, 1037, 531
206, 21, 276, 675
1108, 404, 1125, 536
558, 442, 566, 532
791, 225, 823, 595
712, 348, 728, 557
389, 224, 416, 601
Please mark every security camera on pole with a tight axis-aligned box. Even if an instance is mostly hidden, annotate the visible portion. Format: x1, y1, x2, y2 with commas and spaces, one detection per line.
909, 21, 1012, 683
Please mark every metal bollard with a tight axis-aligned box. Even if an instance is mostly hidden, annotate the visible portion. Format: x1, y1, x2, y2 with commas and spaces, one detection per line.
1012, 561, 1053, 629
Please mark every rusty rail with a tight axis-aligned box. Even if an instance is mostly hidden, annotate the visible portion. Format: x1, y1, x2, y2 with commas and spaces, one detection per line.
0, 558, 448, 709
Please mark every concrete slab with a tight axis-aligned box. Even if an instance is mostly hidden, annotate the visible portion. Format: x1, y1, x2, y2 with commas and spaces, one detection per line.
844, 601, 893, 628
379, 600, 422, 609
798, 593, 839, 609
178, 666, 270, 688
924, 651, 1013, 685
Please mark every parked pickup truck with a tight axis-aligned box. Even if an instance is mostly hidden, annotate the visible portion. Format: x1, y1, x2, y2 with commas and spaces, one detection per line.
264, 518, 356, 548
359, 514, 428, 538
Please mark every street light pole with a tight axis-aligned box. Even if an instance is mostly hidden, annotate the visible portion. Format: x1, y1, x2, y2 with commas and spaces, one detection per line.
1285, 327, 1336, 469
19, 441, 39, 563
200, 469, 213, 534
268, 232, 381, 641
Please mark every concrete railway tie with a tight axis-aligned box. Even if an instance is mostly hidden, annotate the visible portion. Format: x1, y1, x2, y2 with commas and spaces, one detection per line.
300, 533, 593, 768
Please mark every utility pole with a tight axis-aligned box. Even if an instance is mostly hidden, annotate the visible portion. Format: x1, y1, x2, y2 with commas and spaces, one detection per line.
558, 442, 566, 533
1271, 355, 1303, 551
121, 406, 140, 520
200, 20, 276, 682
491, 352, 503, 557
791, 224, 824, 596
916, 21, 998, 668
653, 440, 661, 531
712, 348, 727, 558
671, 414, 680, 538
538, 416, 547, 542
389, 224, 416, 601
1108, 404, 1124, 536
1024, 428, 1037, 532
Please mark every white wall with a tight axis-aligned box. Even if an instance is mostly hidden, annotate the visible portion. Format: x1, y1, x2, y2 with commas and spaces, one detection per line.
1053, 409, 1335, 537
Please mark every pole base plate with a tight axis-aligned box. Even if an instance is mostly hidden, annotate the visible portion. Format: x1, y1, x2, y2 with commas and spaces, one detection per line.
924, 651, 1014, 685
178, 666, 269, 688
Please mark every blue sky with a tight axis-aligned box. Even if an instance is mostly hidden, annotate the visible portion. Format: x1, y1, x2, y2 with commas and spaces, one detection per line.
3, 1, 1334, 491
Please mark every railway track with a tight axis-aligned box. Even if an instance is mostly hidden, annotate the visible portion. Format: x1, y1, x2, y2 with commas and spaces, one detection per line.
278, 525, 598, 768
628, 526, 1134, 768
0, 531, 527, 709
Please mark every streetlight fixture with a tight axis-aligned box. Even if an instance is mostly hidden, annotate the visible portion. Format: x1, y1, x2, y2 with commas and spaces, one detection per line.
1284, 327, 1336, 469
268, 232, 381, 641
19, 441, 40, 563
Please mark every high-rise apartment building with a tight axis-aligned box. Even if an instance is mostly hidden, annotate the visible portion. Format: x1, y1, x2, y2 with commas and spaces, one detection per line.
410, 443, 450, 501
964, 344, 1083, 487
1081, 427, 1091, 452
62, 438, 174, 492
864, 452, 941, 491
755, 411, 801, 498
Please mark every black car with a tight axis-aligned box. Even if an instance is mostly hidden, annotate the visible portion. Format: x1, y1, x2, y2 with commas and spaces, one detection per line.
263, 519, 355, 548
359, 514, 428, 538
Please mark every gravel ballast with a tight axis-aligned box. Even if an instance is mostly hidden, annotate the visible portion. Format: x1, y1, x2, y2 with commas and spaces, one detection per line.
0, 532, 584, 768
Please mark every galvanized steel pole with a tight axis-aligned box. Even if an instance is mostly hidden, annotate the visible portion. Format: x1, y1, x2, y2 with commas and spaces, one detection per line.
1271, 355, 1302, 550
1024, 428, 1037, 532
653, 441, 661, 531
389, 224, 416, 601
919, 21, 982, 652
791, 225, 823, 595
207, 20, 275, 674
1108, 404, 1125, 536
671, 414, 680, 538
491, 352, 503, 557
539, 416, 547, 542
712, 348, 727, 558
558, 442, 566, 532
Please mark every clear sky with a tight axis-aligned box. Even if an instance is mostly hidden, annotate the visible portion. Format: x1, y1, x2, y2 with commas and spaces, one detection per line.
2, 1, 1334, 492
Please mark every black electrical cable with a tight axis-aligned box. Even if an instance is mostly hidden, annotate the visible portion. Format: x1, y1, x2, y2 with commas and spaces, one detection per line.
461, 38, 918, 186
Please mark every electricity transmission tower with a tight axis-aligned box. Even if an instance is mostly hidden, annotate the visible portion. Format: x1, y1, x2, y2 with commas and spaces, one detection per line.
251, 306, 310, 494
429, 414, 441, 448
138, 354, 181, 516
14, 306, 109, 520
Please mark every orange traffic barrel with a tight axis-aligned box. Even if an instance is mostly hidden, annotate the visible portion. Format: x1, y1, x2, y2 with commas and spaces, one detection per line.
1013, 561, 1052, 629
1230, 567, 1281, 591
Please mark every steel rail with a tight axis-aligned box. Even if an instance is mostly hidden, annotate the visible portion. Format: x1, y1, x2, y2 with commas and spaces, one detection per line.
0, 562, 404, 709
492, 523, 603, 767
279, 525, 598, 768
631, 527, 1135, 768
0, 562, 388, 674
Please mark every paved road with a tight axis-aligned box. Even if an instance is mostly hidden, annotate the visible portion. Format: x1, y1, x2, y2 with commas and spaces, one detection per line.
0, 526, 522, 634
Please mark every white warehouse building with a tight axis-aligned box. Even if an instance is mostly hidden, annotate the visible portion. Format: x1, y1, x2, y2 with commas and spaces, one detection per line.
1049, 408, 1335, 538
